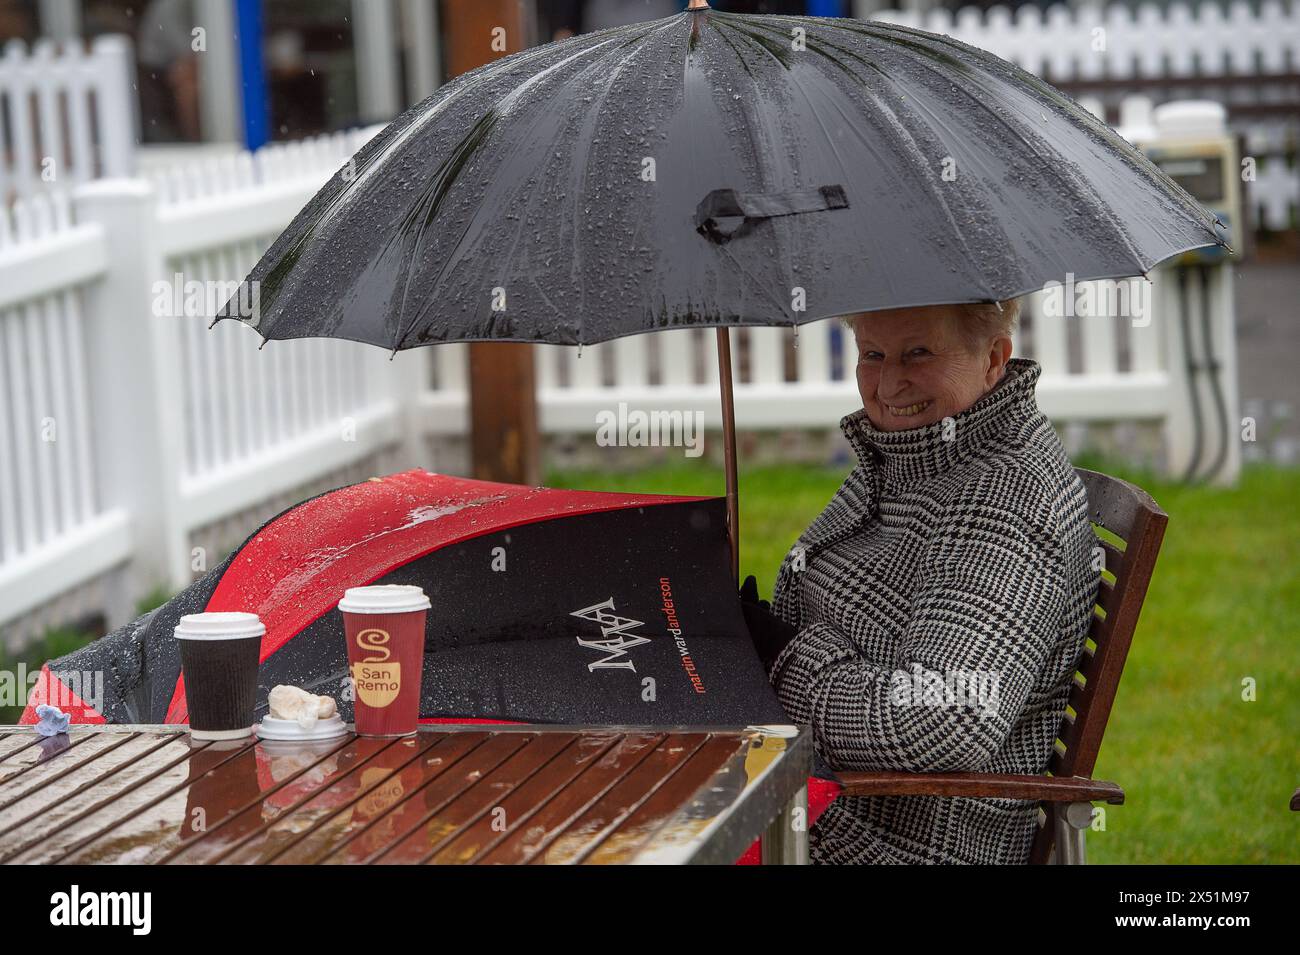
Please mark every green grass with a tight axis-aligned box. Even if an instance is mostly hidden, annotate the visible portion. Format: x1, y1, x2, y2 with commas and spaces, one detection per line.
547, 461, 1300, 864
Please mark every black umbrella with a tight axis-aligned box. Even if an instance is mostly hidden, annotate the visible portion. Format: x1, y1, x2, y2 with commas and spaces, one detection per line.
217, 2, 1226, 577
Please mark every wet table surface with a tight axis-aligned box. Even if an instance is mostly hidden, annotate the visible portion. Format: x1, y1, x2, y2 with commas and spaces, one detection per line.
0, 723, 810, 864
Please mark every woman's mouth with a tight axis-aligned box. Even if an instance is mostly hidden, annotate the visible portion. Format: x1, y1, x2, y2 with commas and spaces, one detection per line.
884, 400, 932, 417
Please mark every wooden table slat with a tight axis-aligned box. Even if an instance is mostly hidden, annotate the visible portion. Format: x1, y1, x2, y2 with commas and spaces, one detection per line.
0, 733, 176, 837
527, 733, 712, 865
0, 733, 43, 763
276, 731, 536, 864
477, 732, 669, 864
420, 733, 623, 866
0, 731, 138, 808
580, 733, 753, 865
58, 734, 357, 864
162, 735, 416, 864
43, 738, 272, 865
0, 726, 811, 865
352, 731, 579, 864
0, 734, 202, 863
218, 733, 475, 864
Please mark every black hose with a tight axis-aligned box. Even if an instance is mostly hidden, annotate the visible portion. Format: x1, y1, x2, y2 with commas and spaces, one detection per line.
1178, 265, 1206, 483
1198, 263, 1231, 481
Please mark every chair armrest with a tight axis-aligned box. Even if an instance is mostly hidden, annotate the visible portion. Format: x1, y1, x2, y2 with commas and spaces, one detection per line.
834, 772, 1125, 805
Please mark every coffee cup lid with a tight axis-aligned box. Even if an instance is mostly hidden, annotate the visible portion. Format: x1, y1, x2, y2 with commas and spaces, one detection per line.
173, 611, 266, 640
338, 584, 431, 615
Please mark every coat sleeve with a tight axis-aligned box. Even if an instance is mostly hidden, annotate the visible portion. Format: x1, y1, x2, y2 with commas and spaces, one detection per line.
769, 472, 1070, 773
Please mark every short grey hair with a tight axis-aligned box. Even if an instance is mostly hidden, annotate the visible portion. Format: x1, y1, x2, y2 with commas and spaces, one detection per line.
840, 298, 1020, 352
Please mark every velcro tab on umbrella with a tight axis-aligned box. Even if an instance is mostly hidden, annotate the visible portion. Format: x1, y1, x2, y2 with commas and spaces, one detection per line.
695, 185, 848, 242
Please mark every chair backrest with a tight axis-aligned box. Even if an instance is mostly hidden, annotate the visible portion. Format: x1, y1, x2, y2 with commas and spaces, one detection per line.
1029, 467, 1169, 864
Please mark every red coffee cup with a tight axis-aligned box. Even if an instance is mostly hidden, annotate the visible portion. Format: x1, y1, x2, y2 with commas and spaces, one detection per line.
339, 585, 430, 737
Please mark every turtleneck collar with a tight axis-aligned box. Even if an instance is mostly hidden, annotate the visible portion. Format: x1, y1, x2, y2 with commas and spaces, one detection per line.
840, 357, 1043, 489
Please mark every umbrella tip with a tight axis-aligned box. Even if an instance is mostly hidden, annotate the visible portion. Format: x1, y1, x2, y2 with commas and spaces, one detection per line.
258, 336, 269, 351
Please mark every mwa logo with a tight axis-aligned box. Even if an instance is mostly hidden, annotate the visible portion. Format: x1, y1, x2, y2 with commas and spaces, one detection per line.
571, 597, 651, 672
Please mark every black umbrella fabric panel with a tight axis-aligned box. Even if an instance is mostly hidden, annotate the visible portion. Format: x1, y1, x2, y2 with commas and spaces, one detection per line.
222, 12, 1221, 348
262, 500, 785, 725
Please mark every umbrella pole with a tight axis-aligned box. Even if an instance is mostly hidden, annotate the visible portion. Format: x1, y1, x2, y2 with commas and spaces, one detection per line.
715, 327, 739, 584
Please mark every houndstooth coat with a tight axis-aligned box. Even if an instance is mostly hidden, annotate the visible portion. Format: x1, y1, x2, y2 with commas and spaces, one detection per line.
770, 358, 1098, 865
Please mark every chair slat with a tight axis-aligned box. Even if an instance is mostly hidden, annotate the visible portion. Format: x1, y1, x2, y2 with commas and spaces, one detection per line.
1095, 576, 1116, 613
1098, 539, 1125, 576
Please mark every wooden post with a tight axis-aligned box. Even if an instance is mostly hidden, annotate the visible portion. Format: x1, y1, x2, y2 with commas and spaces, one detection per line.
441, 0, 540, 485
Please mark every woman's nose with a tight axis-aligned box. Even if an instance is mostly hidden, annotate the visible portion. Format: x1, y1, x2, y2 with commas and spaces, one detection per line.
877, 356, 907, 397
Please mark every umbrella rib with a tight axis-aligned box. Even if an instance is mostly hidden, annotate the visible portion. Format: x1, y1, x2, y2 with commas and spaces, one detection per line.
724, 16, 997, 301
711, 16, 908, 305
561, 19, 682, 344
880, 19, 1218, 235
850, 21, 1169, 274
699, 19, 807, 312
392, 26, 670, 349
767, 16, 1188, 288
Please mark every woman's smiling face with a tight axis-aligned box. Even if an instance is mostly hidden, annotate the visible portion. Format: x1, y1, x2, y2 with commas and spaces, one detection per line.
851, 305, 1012, 432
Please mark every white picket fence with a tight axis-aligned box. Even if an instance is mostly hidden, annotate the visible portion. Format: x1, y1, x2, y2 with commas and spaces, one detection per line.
0, 127, 424, 642
861, 0, 1300, 230
865, 0, 1300, 78
0, 35, 135, 206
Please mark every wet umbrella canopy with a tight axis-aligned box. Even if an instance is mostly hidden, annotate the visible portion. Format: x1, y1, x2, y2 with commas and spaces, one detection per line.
218, 5, 1224, 348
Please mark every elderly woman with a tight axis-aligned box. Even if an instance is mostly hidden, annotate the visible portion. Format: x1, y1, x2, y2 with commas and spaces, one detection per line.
741, 298, 1098, 865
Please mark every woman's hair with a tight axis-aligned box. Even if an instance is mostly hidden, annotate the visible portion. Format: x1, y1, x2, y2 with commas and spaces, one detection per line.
840, 298, 1021, 352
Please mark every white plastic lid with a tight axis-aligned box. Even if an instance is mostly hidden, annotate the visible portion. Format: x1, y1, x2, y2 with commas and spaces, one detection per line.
337, 584, 431, 615
173, 611, 265, 640
1153, 100, 1227, 139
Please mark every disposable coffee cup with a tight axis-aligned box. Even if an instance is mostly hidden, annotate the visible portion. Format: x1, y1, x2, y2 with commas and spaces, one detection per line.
173, 612, 265, 741
339, 585, 430, 737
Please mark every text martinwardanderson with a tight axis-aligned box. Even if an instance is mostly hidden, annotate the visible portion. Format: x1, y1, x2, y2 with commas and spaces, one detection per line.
659, 577, 705, 694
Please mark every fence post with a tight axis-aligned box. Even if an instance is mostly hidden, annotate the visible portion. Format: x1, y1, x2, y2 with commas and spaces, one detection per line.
73, 179, 191, 606
89, 35, 137, 180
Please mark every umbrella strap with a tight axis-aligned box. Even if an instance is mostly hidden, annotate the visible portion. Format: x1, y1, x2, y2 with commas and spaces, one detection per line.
695, 185, 848, 243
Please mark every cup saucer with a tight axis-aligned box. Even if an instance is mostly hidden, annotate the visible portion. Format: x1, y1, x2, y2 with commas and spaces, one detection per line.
255, 714, 349, 741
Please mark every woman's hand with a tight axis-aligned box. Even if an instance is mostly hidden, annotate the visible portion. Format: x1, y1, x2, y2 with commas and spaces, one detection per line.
739, 575, 797, 672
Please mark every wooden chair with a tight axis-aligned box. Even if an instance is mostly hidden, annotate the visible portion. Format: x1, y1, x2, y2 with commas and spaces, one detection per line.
834, 467, 1169, 864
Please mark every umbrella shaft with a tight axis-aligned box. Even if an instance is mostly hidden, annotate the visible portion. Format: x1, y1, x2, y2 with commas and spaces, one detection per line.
716, 327, 739, 584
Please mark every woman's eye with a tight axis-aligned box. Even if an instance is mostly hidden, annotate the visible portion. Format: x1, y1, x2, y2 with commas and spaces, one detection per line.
858, 352, 882, 362
908, 347, 931, 357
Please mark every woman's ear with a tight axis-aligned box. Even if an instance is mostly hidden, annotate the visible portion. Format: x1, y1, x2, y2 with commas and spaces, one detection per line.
985, 335, 1013, 387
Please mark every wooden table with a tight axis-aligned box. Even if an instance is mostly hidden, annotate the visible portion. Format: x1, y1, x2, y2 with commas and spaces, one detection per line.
0, 723, 811, 864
